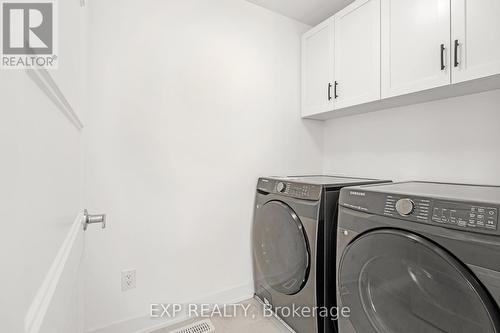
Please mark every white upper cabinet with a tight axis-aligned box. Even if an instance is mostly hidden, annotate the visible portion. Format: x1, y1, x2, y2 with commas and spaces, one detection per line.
301, 0, 500, 119
451, 0, 500, 83
334, 0, 381, 109
301, 18, 335, 117
381, 0, 451, 98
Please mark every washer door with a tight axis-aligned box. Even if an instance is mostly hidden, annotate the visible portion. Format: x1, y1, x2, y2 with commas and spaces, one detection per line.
253, 200, 310, 295
339, 229, 500, 333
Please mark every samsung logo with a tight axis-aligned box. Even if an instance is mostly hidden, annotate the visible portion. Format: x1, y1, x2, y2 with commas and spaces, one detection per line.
350, 191, 366, 197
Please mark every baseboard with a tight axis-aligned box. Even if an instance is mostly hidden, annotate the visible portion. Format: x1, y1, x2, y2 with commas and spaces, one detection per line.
86, 282, 254, 333
85, 313, 190, 333
24, 213, 85, 333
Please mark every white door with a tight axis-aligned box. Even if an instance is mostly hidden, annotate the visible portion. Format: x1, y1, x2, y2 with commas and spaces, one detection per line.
381, 0, 451, 98
301, 18, 335, 117
1, 1, 89, 332
451, 0, 500, 83
334, 0, 381, 109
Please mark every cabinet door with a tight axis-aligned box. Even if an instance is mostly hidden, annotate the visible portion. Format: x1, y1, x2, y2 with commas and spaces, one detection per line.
335, 0, 381, 109
451, 0, 500, 83
381, 0, 451, 98
301, 18, 335, 117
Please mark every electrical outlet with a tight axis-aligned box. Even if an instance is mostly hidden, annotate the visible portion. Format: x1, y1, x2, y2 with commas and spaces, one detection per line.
121, 269, 136, 291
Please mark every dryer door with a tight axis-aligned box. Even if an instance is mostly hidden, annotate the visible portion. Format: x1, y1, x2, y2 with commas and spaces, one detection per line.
338, 229, 500, 333
253, 200, 310, 295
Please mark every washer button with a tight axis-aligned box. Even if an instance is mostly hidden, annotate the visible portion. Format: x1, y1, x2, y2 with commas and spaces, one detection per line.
396, 199, 415, 216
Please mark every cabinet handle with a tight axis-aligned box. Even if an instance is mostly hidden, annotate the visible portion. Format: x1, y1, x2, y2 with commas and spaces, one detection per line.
334, 81, 339, 99
454, 40, 460, 67
440, 44, 446, 71
328, 83, 332, 101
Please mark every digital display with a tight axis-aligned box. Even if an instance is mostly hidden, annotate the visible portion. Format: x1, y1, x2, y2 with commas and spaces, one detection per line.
432, 201, 498, 231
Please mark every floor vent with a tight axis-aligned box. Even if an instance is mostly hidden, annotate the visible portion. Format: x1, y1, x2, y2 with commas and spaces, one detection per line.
168, 319, 215, 333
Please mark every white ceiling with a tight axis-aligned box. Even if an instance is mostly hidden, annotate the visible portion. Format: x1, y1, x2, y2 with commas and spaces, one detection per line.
245, 0, 355, 26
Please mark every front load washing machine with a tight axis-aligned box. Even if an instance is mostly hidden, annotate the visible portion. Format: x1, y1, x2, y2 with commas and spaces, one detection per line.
337, 181, 500, 333
252, 176, 390, 333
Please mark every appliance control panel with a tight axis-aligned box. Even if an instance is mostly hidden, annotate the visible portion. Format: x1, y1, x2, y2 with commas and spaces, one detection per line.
257, 178, 322, 201
380, 195, 499, 234
339, 186, 500, 236
274, 181, 321, 200
383, 195, 431, 222
431, 201, 498, 231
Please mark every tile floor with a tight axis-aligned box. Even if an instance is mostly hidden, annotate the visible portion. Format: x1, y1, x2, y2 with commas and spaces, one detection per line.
152, 298, 291, 333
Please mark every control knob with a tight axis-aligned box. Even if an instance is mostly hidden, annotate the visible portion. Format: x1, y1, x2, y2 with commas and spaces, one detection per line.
396, 198, 415, 216
276, 182, 287, 193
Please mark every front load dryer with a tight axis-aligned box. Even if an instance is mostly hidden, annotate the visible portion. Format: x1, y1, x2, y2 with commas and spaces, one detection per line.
252, 176, 390, 333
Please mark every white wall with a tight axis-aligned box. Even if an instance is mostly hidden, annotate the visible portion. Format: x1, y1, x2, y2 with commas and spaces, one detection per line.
83, 0, 323, 331
0, 0, 86, 331
323, 89, 500, 185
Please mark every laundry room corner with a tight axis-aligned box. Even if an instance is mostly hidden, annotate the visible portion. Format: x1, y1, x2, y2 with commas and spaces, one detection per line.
321, 89, 500, 185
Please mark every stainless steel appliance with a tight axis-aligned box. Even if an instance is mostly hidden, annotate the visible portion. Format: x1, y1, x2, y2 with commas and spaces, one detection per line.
337, 181, 500, 333
253, 176, 390, 333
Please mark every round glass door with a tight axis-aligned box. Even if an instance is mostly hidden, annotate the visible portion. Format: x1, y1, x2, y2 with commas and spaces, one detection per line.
253, 200, 310, 295
339, 229, 500, 333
